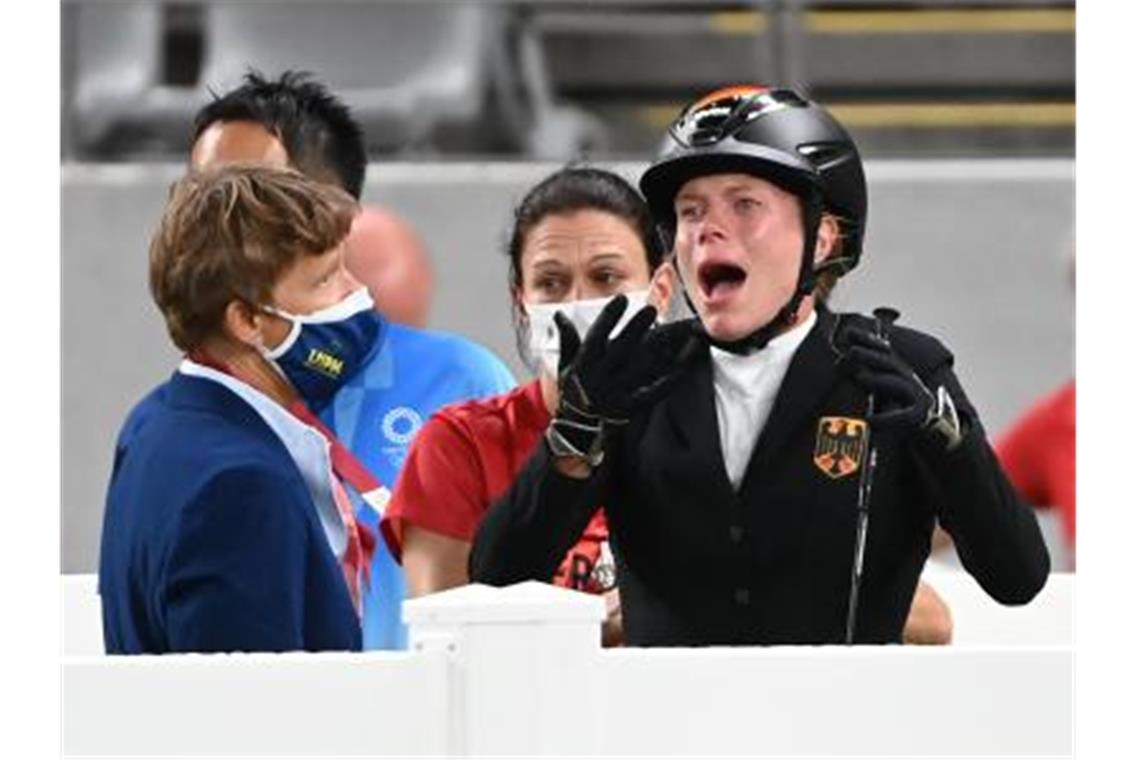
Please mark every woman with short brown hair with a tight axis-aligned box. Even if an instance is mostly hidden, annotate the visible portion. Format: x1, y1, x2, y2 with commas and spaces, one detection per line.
100, 163, 382, 653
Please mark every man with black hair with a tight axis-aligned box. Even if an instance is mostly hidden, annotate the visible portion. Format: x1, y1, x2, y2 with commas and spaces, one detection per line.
190, 70, 433, 325
190, 70, 367, 200
112, 71, 516, 650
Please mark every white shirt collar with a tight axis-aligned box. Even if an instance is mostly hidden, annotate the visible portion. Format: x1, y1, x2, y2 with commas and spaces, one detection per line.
709, 310, 817, 490
710, 310, 817, 395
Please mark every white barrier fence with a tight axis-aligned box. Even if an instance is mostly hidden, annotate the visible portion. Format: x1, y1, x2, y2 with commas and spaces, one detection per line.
63, 572, 1073, 756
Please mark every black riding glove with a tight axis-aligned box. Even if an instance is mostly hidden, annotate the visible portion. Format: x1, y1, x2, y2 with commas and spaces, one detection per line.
838, 321, 964, 451
546, 295, 701, 466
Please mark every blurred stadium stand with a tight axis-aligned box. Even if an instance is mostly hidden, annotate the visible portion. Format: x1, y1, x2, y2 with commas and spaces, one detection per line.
200, 3, 498, 152
62, 0, 1074, 160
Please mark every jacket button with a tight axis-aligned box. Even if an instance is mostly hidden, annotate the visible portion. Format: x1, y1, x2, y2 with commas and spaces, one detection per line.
734, 588, 750, 606
729, 525, 743, 543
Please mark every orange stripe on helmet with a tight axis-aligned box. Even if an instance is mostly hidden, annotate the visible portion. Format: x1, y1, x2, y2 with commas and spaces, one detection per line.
689, 84, 771, 114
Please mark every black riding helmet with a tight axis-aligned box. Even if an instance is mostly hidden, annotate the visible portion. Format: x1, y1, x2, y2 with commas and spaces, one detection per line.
639, 85, 867, 353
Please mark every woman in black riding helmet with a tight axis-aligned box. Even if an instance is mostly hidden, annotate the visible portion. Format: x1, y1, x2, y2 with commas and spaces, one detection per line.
471, 86, 1049, 646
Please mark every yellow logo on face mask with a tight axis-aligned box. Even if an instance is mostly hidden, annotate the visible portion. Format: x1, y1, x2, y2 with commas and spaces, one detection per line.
304, 348, 345, 379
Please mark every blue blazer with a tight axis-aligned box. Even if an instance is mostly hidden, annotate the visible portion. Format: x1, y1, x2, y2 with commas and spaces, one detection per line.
99, 371, 361, 654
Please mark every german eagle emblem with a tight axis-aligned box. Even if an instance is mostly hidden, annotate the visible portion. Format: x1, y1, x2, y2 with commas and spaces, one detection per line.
813, 417, 868, 479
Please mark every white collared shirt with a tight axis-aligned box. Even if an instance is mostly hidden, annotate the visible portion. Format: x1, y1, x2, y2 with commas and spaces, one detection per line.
710, 310, 817, 490
178, 359, 348, 557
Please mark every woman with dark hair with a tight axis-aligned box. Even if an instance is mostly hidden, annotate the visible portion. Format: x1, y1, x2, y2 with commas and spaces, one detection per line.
381, 167, 675, 641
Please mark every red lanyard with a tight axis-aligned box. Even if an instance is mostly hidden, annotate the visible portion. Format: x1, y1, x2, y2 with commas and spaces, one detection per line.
186, 349, 390, 521
285, 401, 383, 495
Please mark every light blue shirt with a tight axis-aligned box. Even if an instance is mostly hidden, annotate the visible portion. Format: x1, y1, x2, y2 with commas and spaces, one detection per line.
321, 323, 516, 650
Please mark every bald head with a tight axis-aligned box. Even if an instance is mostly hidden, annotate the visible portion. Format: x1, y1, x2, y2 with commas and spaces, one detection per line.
346, 206, 435, 327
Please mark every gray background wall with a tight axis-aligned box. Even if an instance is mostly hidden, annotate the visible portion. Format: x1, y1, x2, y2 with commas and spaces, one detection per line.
62, 159, 1075, 572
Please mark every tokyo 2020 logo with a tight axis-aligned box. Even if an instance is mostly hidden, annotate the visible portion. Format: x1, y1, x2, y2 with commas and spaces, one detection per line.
381, 406, 423, 445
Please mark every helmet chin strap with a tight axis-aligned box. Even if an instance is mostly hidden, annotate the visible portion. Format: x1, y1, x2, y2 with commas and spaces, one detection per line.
685, 192, 825, 355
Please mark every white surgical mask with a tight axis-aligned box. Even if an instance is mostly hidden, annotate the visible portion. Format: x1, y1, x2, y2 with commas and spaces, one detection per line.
524, 290, 651, 377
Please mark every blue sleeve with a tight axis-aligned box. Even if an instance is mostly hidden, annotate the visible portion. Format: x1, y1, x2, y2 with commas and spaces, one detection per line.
162, 465, 310, 652
463, 343, 517, 397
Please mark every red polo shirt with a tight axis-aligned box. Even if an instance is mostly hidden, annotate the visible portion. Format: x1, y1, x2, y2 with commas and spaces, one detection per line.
995, 380, 1076, 547
383, 379, 608, 591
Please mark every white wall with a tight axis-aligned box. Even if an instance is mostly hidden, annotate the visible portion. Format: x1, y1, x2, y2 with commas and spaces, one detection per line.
63, 575, 1073, 756
65, 651, 451, 756
597, 646, 1070, 756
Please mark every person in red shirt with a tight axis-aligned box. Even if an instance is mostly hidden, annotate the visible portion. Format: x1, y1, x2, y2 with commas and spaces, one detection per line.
995, 380, 1076, 562
382, 167, 675, 644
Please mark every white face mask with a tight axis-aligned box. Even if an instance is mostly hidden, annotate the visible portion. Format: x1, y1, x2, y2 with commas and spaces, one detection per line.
524, 290, 651, 377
